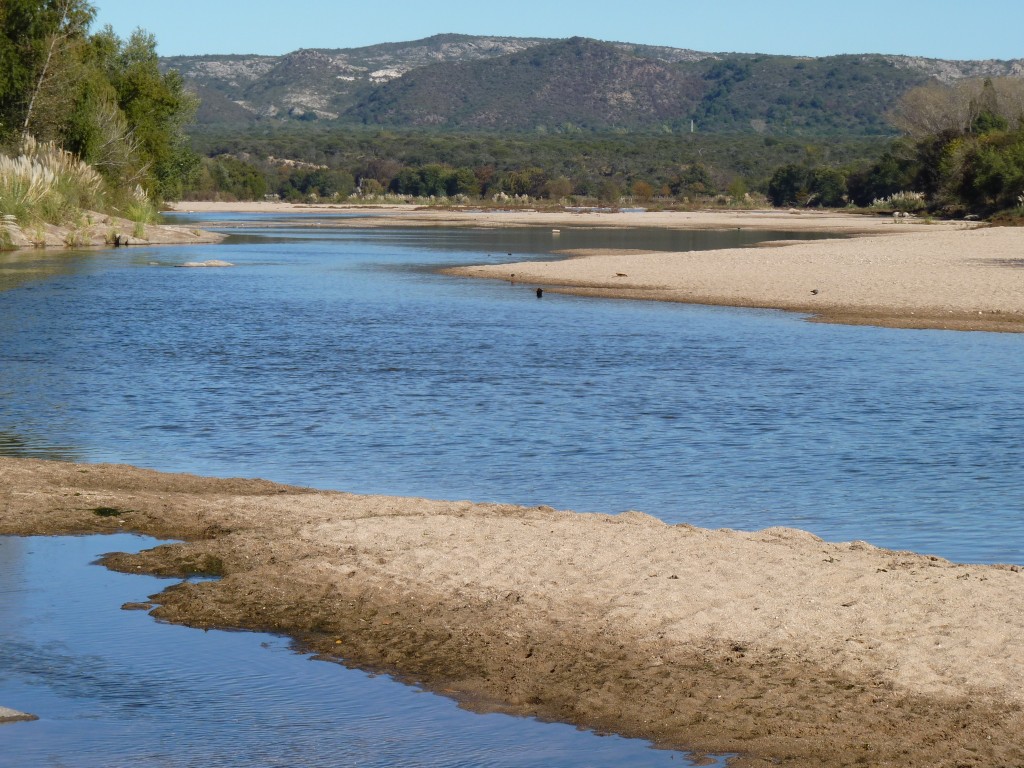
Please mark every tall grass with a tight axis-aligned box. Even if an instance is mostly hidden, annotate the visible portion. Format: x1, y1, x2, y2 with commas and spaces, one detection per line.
122, 184, 159, 238
869, 190, 928, 213
0, 136, 105, 225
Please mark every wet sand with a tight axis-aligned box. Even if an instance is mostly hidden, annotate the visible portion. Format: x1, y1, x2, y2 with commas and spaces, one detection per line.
3, 457, 1022, 767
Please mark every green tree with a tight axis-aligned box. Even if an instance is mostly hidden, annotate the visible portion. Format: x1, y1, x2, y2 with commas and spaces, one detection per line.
672, 163, 714, 198
597, 179, 621, 204
846, 143, 918, 206
2, 4, 199, 202
0, 0, 95, 141
544, 176, 573, 199
848, 77, 1024, 215
448, 167, 479, 196
727, 177, 748, 201
202, 155, 268, 200
106, 29, 199, 198
958, 130, 1024, 210
807, 167, 847, 207
767, 164, 806, 206
358, 177, 384, 196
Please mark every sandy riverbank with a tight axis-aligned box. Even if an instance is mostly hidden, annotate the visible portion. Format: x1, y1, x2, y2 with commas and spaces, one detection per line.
167, 200, 908, 232
2, 457, 1021, 767
169, 202, 1023, 332
447, 225, 1024, 333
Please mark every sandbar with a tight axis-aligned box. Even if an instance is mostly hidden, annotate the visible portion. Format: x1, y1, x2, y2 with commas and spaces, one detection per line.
448, 224, 1024, 332
167, 201, 903, 232
448, 225, 1024, 333
2, 457, 1021, 767
168, 202, 1022, 332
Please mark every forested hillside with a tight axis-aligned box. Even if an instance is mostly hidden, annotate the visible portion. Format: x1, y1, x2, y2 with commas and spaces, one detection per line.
348, 38, 927, 135
162, 34, 546, 124
163, 34, 1024, 137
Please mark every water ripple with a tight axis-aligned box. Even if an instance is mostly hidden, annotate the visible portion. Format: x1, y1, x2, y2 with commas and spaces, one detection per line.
0, 223, 1022, 564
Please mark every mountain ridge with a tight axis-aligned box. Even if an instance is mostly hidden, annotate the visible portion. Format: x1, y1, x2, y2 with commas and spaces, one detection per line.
161, 34, 1024, 135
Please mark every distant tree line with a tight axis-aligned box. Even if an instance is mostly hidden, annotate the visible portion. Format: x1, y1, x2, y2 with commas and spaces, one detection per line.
181, 78, 1024, 220
767, 78, 1024, 218
182, 127, 888, 205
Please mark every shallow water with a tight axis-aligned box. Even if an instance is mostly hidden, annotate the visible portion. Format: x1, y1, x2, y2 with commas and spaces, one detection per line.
0, 534, 717, 767
0, 216, 1022, 563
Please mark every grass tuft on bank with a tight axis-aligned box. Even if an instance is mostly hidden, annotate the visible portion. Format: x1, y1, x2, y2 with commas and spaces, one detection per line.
0, 136, 104, 226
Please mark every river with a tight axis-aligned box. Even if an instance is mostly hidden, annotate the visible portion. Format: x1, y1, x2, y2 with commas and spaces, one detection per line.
1, 213, 1022, 764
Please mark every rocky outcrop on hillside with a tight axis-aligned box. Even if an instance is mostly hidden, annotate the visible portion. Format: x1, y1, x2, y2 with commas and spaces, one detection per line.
164, 34, 546, 123
161, 34, 1024, 134
884, 54, 1024, 83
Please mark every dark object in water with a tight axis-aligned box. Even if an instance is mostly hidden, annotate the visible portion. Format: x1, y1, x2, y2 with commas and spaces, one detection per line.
810, 289, 819, 295
536, 288, 543, 298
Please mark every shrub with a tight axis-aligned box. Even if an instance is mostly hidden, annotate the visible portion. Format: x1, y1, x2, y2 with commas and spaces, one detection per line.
0, 137, 104, 225
0, 155, 56, 223
767, 164, 848, 207
870, 191, 927, 212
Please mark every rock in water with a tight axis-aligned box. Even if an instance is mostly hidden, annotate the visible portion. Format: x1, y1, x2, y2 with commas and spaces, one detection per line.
0, 707, 38, 724
179, 260, 235, 268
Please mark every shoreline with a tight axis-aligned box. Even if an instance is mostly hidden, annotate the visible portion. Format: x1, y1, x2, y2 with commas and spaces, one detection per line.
3, 457, 1022, 767
167, 202, 1024, 333
167, 200, 909, 232
1, 210, 225, 251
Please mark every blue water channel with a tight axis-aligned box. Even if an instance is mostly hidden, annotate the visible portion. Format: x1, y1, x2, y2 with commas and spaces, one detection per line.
2, 214, 1021, 564
1, 213, 1022, 765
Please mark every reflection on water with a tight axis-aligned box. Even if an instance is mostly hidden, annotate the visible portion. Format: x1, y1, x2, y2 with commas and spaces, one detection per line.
0, 429, 85, 462
0, 250, 94, 293
0, 219, 1022, 564
0, 535, 719, 768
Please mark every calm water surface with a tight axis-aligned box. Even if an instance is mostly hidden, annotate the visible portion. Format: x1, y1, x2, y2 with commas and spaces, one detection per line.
0, 215, 1021, 566
0, 534, 715, 767
1, 214, 1022, 765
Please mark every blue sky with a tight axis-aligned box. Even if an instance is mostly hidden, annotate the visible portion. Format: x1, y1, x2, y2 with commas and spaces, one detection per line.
93, 0, 1023, 60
